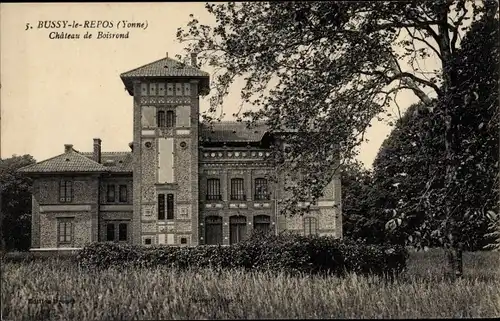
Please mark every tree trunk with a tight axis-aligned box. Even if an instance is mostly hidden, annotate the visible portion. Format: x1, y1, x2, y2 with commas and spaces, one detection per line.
445, 242, 464, 280
436, 1, 464, 281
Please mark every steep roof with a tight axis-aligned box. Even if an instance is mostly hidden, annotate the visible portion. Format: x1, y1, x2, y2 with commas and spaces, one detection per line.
200, 121, 270, 143
120, 56, 210, 95
18, 149, 108, 174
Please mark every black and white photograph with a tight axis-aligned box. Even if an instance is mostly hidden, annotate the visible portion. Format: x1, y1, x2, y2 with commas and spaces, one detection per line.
0, 1, 499, 319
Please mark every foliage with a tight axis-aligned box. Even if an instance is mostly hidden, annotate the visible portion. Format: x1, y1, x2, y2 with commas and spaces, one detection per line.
484, 212, 500, 251
340, 160, 388, 244
176, 1, 497, 222
76, 234, 409, 277
0, 155, 36, 252
376, 13, 499, 251
2, 250, 499, 319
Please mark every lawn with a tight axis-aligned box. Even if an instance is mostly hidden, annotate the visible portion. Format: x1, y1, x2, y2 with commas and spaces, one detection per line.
1, 248, 499, 320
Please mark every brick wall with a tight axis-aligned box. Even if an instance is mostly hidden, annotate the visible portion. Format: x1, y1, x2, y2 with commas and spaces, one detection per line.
32, 175, 99, 248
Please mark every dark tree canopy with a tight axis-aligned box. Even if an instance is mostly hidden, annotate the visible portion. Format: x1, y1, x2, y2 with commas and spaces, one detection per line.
177, 0, 497, 214
0, 154, 36, 251
373, 13, 499, 250
177, 0, 499, 263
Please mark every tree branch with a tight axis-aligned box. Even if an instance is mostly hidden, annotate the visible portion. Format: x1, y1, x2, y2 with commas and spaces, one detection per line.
450, 0, 468, 53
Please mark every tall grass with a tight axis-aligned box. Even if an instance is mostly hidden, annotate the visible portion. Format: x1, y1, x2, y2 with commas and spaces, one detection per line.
2, 249, 499, 320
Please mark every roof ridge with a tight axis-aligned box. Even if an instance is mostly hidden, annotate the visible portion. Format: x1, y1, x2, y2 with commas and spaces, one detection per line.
120, 56, 204, 78
120, 56, 171, 77
80, 151, 131, 155
18, 152, 67, 171
18, 149, 108, 173
69, 150, 107, 167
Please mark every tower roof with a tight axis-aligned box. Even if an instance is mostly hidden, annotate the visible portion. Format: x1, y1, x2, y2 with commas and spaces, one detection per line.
120, 56, 210, 95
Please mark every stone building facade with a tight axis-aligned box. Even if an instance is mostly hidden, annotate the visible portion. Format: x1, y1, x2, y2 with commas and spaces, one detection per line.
19, 55, 342, 249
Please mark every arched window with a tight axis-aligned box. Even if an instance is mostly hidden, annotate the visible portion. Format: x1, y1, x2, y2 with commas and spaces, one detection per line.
230, 178, 245, 200
304, 217, 318, 236
253, 215, 271, 235
230, 215, 247, 244
206, 178, 221, 200
254, 178, 269, 200
205, 216, 223, 245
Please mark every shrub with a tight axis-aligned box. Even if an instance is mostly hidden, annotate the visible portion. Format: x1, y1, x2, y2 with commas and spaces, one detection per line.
76, 233, 409, 277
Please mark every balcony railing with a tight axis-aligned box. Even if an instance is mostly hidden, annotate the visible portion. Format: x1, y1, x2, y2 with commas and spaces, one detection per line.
206, 195, 222, 201
230, 194, 247, 201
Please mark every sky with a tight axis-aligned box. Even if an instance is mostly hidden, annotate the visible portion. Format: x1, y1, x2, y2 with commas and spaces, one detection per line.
1, 2, 428, 169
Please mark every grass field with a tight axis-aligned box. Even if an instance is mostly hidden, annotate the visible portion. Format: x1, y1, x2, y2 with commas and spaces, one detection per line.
1, 248, 499, 320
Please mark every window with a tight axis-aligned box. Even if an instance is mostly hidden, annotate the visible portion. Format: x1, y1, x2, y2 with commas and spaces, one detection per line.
118, 223, 128, 241
106, 223, 115, 241
175, 83, 183, 96
206, 178, 221, 201
166, 110, 175, 128
149, 83, 156, 96
158, 194, 165, 220
166, 194, 174, 220
141, 83, 148, 96
158, 83, 165, 96
106, 184, 115, 203
57, 219, 73, 246
230, 216, 247, 244
59, 180, 73, 203
180, 237, 187, 244
157, 110, 166, 127
145, 238, 152, 245
230, 178, 245, 200
253, 215, 271, 235
304, 217, 318, 236
119, 185, 127, 203
105, 222, 129, 242
183, 83, 191, 96
254, 178, 269, 200
205, 216, 223, 245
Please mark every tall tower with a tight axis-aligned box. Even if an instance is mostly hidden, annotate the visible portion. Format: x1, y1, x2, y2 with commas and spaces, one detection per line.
120, 54, 210, 246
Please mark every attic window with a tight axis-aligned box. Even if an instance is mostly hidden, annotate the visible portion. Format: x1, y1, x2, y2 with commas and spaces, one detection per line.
65, 158, 70, 161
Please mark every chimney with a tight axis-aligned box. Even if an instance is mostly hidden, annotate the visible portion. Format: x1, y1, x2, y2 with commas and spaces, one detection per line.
166, 52, 168, 58
128, 142, 134, 152
93, 138, 102, 163
64, 144, 73, 153
190, 52, 197, 67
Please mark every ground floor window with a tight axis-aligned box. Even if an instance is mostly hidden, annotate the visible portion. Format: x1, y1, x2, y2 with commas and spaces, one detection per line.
253, 215, 271, 235
304, 217, 318, 236
205, 216, 223, 245
57, 218, 73, 246
230, 215, 247, 244
105, 221, 129, 242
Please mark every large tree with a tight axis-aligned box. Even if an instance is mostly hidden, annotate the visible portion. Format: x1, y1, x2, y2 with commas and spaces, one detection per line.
177, 0, 499, 278
0, 155, 36, 252
340, 160, 387, 244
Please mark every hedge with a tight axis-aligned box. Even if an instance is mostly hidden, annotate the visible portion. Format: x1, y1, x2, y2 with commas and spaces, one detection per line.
76, 232, 409, 277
